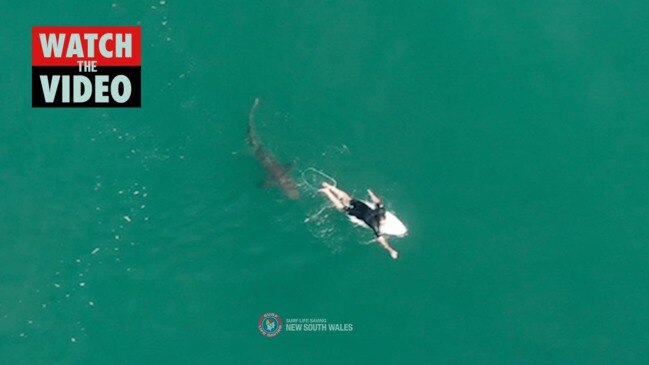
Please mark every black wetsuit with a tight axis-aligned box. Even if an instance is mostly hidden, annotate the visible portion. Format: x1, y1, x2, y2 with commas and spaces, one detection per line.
345, 199, 385, 237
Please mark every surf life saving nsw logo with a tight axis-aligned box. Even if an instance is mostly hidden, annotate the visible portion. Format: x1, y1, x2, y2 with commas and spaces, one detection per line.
258, 313, 283, 337
32, 26, 141, 107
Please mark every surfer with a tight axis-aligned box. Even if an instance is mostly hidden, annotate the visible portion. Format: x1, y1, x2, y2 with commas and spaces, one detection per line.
319, 182, 399, 259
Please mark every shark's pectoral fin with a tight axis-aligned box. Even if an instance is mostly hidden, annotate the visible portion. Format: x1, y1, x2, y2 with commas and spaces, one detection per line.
258, 176, 276, 188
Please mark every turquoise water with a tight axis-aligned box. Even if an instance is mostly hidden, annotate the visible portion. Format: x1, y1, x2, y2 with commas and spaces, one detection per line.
2, 1, 649, 363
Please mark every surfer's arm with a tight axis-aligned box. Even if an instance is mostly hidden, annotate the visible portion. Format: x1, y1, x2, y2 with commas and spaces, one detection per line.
377, 235, 398, 260
367, 189, 383, 205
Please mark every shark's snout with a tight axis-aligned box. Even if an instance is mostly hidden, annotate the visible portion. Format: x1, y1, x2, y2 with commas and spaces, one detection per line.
286, 187, 300, 200
282, 180, 300, 199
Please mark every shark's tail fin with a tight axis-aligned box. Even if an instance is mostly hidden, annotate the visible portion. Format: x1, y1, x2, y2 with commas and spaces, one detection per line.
247, 98, 261, 149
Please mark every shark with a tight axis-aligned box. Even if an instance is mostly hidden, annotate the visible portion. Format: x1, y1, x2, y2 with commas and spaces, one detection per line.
247, 98, 300, 199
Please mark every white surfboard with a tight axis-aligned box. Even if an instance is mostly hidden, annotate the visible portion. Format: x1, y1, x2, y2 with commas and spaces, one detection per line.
348, 201, 408, 237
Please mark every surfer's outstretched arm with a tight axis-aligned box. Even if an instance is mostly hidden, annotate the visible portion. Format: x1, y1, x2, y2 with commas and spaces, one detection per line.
367, 189, 383, 205
377, 235, 399, 259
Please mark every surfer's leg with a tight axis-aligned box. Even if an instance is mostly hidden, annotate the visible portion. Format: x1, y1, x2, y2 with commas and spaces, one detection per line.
377, 235, 399, 260
319, 188, 346, 211
321, 183, 352, 204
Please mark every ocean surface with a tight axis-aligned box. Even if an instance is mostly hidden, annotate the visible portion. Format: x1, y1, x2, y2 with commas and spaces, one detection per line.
2, 1, 649, 364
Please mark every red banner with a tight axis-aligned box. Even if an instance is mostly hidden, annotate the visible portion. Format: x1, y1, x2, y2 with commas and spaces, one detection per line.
32, 26, 141, 66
